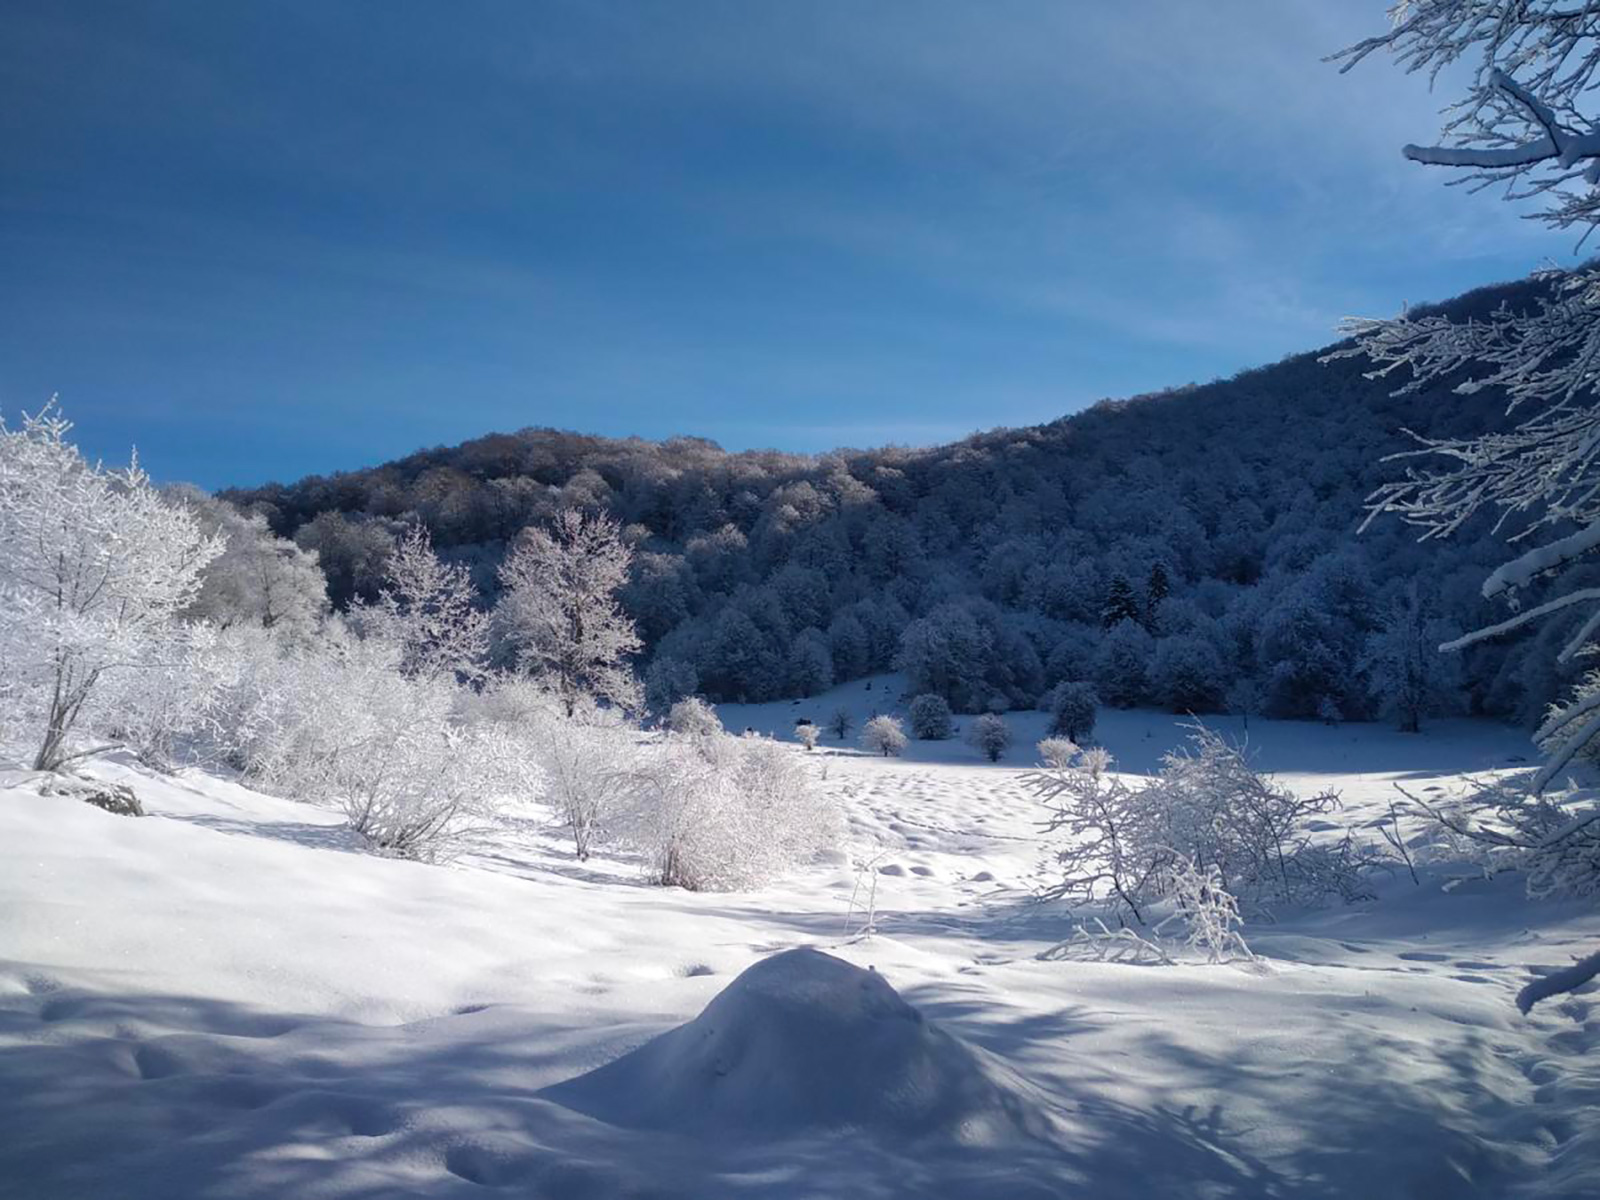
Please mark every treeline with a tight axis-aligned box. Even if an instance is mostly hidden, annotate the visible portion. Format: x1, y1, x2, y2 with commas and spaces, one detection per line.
222, 276, 1590, 727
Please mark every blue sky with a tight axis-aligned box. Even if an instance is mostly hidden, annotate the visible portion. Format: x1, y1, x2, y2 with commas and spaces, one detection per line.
0, 1, 1564, 489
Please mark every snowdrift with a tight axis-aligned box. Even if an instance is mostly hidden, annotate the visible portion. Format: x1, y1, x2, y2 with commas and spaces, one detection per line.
542, 947, 1057, 1146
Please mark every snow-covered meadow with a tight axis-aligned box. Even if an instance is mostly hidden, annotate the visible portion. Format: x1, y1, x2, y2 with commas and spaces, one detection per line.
3, 679, 1596, 1199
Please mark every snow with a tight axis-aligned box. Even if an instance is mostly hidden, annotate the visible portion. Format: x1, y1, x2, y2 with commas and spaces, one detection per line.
2, 677, 1599, 1198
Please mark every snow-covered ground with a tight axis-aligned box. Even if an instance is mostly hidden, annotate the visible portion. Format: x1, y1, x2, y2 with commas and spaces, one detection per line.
2, 678, 1597, 1198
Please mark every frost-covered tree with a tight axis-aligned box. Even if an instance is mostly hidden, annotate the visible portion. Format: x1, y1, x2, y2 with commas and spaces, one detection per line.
529, 707, 641, 860
1150, 635, 1228, 714
1335, 5, 1600, 783
786, 628, 835, 697
644, 654, 699, 714
966, 712, 1011, 762
896, 602, 992, 712
172, 487, 327, 640
796, 720, 820, 750
908, 693, 953, 740
0, 405, 224, 771
1047, 681, 1098, 742
1145, 562, 1170, 619
861, 714, 907, 757
356, 525, 488, 684
1028, 727, 1367, 925
498, 507, 642, 716
1364, 586, 1460, 732
1093, 618, 1153, 708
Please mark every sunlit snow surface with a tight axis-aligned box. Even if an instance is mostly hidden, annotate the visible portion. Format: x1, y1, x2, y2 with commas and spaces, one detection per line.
2, 678, 1597, 1198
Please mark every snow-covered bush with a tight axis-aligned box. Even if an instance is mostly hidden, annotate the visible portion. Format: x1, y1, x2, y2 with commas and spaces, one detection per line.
1036, 737, 1078, 770
98, 623, 232, 772
212, 618, 534, 861
1046, 681, 1097, 742
0, 404, 224, 770
1159, 855, 1254, 964
528, 708, 641, 859
626, 729, 839, 890
967, 713, 1011, 762
1028, 726, 1369, 924
861, 714, 907, 757
329, 714, 527, 862
795, 721, 820, 751
908, 693, 953, 740
665, 695, 722, 738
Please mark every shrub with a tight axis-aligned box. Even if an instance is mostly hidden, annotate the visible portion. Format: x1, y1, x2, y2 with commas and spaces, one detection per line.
967, 712, 1011, 762
1036, 737, 1078, 769
626, 730, 840, 890
908, 693, 953, 740
795, 721, 820, 750
529, 710, 642, 859
665, 696, 722, 737
1026, 724, 1370, 924
861, 714, 907, 757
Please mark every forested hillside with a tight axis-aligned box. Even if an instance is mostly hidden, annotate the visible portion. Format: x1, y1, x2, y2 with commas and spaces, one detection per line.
222, 276, 1589, 727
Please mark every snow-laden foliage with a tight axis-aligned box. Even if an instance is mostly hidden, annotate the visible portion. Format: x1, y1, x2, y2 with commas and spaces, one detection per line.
665, 695, 722, 738
0, 404, 224, 771
1363, 586, 1462, 733
795, 721, 820, 750
966, 712, 1011, 762
214, 621, 527, 860
1028, 727, 1370, 925
97, 622, 233, 772
861, 714, 907, 757
527, 706, 642, 861
169, 484, 329, 640
1334, 5, 1600, 774
353, 524, 488, 684
908, 693, 953, 740
498, 507, 642, 717
1045, 681, 1098, 742
1401, 775, 1600, 902
625, 729, 840, 891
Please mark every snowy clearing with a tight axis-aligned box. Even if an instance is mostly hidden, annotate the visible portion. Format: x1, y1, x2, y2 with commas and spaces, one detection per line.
2, 686, 1597, 1199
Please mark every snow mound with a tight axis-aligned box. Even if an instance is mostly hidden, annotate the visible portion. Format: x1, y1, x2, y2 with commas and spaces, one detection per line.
542, 947, 1055, 1146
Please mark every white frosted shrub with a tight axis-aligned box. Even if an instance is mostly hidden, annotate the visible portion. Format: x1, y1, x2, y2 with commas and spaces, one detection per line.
627, 730, 839, 891
99, 622, 232, 772
665, 695, 722, 738
528, 707, 642, 859
1027, 725, 1370, 925
861, 714, 907, 757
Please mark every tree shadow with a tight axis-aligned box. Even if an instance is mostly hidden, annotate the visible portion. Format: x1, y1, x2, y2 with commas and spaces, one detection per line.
0, 952, 1558, 1199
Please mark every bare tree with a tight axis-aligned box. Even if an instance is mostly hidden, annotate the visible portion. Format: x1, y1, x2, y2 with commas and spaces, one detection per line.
1332, 4, 1600, 787
497, 508, 642, 716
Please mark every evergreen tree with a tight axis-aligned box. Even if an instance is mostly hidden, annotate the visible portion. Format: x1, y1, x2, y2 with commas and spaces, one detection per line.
1102, 574, 1142, 630
1145, 562, 1170, 620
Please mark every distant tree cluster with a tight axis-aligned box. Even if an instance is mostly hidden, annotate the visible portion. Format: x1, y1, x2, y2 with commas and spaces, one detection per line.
220, 297, 1562, 731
